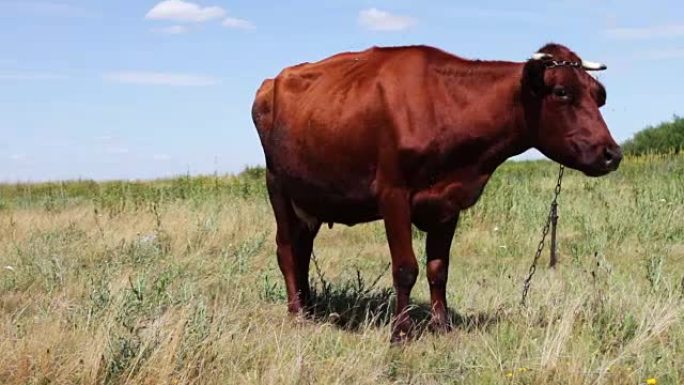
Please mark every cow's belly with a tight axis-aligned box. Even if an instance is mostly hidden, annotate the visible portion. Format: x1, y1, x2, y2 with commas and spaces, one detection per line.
275, 163, 491, 229
279, 171, 381, 226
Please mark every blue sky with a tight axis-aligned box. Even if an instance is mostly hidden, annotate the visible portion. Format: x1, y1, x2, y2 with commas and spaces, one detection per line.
1, 0, 682, 181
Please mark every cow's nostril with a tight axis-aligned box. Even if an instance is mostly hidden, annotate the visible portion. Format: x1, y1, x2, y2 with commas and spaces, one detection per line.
604, 147, 614, 163
603, 146, 623, 169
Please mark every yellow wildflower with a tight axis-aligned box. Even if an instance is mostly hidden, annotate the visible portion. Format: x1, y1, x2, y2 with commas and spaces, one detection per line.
646, 378, 657, 385
506, 372, 513, 378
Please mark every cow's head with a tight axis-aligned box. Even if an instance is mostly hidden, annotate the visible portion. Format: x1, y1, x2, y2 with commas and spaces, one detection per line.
522, 43, 622, 176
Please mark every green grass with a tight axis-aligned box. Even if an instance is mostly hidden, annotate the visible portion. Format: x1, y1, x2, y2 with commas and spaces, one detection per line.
1, 155, 683, 384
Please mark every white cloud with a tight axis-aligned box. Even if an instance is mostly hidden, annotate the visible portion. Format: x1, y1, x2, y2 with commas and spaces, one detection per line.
145, 0, 225, 23
0, 71, 67, 81
605, 24, 684, 40
103, 71, 220, 87
358, 8, 416, 31
222, 17, 255, 30
154, 25, 189, 35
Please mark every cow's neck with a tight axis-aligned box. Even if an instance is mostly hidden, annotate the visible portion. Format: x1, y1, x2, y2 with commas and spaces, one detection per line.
436, 61, 532, 176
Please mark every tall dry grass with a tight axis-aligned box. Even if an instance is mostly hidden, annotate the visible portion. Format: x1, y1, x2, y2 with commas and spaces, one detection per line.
1, 155, 683, 384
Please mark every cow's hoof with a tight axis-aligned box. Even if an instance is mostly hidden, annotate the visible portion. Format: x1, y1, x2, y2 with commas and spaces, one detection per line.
390, 330, 411, 345
287, 305, 312, 323
390, 321, 414, 345
290, 311, 313, 326
429, 318, 452, 334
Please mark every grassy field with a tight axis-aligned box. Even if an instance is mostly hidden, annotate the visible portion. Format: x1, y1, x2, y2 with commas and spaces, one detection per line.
1, 155, 683, 385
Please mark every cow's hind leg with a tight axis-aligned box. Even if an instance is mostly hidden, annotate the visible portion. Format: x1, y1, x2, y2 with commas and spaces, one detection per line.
266, 171, 320, 314
425, 215, 458, 332
293, 219, 319, 309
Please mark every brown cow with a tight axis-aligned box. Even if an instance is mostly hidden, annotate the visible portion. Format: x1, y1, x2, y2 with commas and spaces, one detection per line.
252, 43, 621, 342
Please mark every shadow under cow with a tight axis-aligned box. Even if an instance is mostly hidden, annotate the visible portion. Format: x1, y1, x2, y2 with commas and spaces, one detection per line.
306, 282, 505, 336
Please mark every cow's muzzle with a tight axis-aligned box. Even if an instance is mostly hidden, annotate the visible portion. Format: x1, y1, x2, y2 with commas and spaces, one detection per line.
585, 144, 622, 176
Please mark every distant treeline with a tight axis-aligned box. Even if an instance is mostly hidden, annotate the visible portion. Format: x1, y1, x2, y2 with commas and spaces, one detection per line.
622, 115, 684, 156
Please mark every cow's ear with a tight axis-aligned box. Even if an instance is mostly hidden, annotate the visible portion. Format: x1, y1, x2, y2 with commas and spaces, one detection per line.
522, 59, 547, 97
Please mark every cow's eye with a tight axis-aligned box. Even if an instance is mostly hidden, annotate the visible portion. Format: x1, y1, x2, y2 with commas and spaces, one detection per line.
552, 86, 571, 101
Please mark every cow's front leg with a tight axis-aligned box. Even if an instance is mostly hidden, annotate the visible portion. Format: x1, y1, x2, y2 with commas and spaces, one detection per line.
425, 215, 458, 333
380, 188, 418, 344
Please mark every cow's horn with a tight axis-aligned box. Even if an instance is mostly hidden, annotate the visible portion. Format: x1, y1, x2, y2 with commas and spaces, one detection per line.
531, 52, 553, 60
581, 60, 607, 71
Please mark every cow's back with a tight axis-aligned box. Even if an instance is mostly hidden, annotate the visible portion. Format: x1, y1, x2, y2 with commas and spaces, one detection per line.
253, 46, 439, 173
